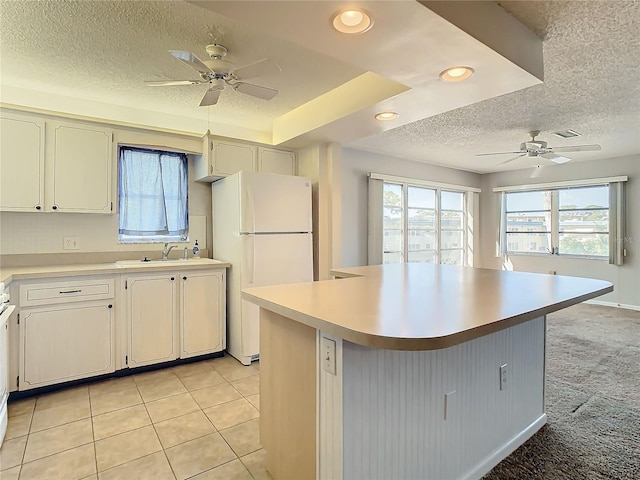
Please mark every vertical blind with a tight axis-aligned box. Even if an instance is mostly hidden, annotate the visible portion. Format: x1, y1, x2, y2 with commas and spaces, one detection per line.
118, 147, 188, 240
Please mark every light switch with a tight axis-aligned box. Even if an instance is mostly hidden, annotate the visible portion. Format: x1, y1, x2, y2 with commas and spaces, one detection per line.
321, 337, 336, 375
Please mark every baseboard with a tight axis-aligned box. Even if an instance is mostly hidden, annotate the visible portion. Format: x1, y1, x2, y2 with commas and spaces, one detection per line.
584, 299, 640, 311
462, 413, 547, 480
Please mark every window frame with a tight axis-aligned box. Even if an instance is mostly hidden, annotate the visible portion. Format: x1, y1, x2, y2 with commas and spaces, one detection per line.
382, 181, 468, 266
118, 145, 189, 244
501, 185, 611, 259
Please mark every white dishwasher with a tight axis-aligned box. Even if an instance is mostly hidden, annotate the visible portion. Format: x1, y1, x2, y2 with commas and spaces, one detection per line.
0, 291, 15, 448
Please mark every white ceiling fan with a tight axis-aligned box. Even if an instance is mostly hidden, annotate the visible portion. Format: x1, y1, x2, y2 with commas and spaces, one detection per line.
146, 44, 281, 106
476, 130, 602, 165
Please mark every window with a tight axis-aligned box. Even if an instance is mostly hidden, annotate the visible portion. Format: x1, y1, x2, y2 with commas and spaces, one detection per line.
503, 185, 610, 258
118, 146, 188, 243
382, 182, 468, 265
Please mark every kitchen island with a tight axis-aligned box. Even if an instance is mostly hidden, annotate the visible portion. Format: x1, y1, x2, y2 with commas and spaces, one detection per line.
242, 263, 612, 480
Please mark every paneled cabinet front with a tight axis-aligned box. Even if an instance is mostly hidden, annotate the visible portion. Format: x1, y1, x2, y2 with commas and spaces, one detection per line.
125, 269, 225, 367
0, 110, 113, 214
125, 274, 179, 368
20, 302, 115, 390
180, 270, 225, 358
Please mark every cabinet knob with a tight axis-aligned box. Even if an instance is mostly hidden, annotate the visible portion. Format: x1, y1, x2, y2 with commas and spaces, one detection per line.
183, 276, 187, 280
170, 277, 175, 281
35, 205, 41, 210
52, 205, 58, 210
108, 304, 113, 309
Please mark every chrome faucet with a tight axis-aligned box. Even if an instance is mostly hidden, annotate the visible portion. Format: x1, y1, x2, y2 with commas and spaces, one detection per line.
162, 243, 178, 260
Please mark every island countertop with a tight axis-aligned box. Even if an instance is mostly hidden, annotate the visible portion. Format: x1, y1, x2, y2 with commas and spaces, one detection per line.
242, 263, 612, 350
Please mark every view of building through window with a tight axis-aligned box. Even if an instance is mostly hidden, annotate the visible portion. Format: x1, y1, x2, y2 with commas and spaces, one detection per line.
383, 182, 466, 265
504, 185, 609, 257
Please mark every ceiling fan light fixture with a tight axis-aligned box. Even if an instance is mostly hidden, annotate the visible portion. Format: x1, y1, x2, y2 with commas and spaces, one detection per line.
375, 111, 399, 121
332, 9, 373, 34
439, 66, 474, 82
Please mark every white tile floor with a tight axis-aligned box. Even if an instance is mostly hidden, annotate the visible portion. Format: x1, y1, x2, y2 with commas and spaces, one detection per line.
0, 355, 272, 480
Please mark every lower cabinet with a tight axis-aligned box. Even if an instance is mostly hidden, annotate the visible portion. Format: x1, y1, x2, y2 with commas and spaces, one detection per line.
126, 274, 179, 368
125, 268, 225, 367
20, 302, 115, 389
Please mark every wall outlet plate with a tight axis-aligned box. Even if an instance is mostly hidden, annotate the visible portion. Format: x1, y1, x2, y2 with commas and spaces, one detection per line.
321, 336, 336, 376
63, 236, 79, 250
500, 363, 508, 391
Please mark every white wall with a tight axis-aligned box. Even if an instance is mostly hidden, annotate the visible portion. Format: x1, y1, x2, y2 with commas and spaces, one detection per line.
479, 155, 640, 309
340, 148, 482, 267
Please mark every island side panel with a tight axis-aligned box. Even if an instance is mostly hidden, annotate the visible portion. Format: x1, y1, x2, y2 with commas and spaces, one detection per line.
260, 308, 317, 480
340, 316, 546, 480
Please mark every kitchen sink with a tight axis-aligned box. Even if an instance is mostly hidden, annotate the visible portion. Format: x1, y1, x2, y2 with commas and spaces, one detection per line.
115, 258, 211, 267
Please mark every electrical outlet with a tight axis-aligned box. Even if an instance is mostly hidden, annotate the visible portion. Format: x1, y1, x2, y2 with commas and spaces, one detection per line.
500, 364, 508, 391
321, 337, 336, 375
63, 236, 79, 250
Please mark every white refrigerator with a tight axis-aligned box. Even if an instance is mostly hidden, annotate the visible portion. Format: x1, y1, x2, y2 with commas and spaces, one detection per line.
212, 172, 313, 365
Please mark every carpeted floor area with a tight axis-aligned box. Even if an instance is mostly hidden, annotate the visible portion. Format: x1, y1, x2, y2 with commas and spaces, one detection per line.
484, 303, 640, 480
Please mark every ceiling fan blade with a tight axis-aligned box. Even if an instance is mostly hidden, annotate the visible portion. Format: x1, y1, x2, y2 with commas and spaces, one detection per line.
145, 80, 203, 86
541, 152, 571, 164
551, 144, 601, 153
499, 153, 527, 165
233, 82, 278, 100
169, 50, 212, 74
199, 88, 222, 106
475, 151, 524, 157
232, 58, 281, 80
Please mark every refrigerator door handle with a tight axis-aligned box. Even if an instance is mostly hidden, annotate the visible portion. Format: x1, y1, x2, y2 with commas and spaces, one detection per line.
242, 184, 256, 234
244, 235, 255, 284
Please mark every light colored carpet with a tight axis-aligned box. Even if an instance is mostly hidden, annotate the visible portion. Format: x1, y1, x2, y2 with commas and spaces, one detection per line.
484, 303, 640, 479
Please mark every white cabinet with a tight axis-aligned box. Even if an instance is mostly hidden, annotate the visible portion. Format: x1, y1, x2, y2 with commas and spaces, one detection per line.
126, 274, 178, 368
195, 135, 297, 181
195, 137, 256, 182
0, 110, 113, 214
257, 147, 296, 176
180, 270, 225, 358
46, 121, 113, 213
18, 278, 116, 390
125, 268, 225, 367
0, 112, 45, 212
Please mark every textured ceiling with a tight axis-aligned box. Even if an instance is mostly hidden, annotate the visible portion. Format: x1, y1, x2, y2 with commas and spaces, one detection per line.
1, 1, 638, 173
349, 0, 640, 172
0, 0, 363, 133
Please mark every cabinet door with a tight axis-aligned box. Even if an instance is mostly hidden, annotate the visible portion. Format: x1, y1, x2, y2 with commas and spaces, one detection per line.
257, 147, 296, 176
20, 302, 115, 390
180, 270, 225, 358
127, 275, 178, 367
0, 113, 45, 212
213, 140, 256, 176
47, 122, 113, 213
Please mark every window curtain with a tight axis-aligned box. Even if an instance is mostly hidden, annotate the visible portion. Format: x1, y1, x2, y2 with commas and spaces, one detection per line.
119, 147, 188, 237
367, 177, 383, 265
609, 181, 626, 265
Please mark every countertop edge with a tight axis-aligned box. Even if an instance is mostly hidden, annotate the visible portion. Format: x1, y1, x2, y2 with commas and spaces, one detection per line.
1, 260, 231, 286
242, 283, 613, 351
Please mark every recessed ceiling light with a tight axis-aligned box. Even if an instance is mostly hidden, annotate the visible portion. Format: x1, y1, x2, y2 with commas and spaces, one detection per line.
439, 66, 475, 82
375, 112, 399, 121
332, 9, 373, 34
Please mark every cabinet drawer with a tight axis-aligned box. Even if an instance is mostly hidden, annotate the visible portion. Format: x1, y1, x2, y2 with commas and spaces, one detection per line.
20, 278, 115, 307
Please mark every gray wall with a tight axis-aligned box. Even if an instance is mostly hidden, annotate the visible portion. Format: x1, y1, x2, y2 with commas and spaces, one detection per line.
479, 155, 639, 308
340, 148, 482, 267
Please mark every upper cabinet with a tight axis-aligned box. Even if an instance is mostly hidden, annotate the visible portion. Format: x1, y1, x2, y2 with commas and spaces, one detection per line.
0, 111, 113, 214
195, 134, 297, 182
257, 147, 296, 176
0, 112, 45, 212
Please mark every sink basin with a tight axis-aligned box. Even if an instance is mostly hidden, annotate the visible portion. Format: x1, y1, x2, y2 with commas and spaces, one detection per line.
115, 258, 219, 267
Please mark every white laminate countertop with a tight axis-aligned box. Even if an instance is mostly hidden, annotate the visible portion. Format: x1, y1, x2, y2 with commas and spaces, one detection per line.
242, 263, 613, 351
0, 258, 230, 285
